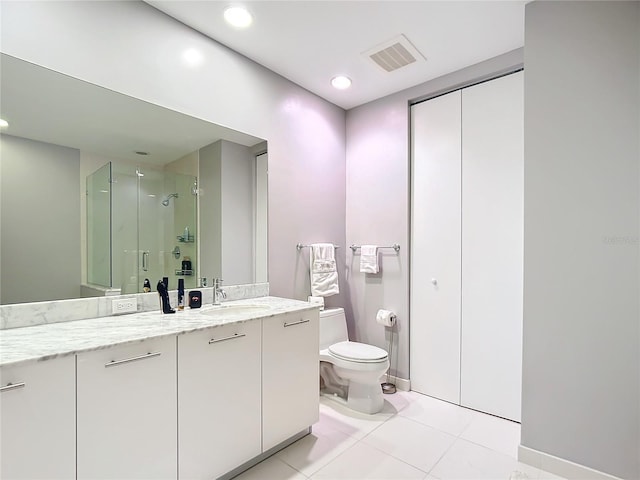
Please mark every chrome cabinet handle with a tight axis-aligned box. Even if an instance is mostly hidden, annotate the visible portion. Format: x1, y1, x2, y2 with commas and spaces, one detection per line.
105, 351, 161, 368
284, 319, 310, 328
0, 382, 26, 392
142, 251, 149, 272
209, 333, 246, 344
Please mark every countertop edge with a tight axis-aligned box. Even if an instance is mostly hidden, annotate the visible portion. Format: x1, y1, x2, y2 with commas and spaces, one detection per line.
0, 297, 320, 368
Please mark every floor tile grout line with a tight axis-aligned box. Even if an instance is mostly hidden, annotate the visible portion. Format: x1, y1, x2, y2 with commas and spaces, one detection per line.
355, 433, 434, 477
275, 428, 359, 478
273, 455, 311, 479
305, 433, 373, 479
395, 409, 473, 440
424, 434, 467, 477
312, 394, 432, 479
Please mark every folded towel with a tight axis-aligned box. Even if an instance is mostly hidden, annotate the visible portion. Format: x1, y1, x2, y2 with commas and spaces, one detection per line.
360, 245, 379, 274
310, 243, 339, 297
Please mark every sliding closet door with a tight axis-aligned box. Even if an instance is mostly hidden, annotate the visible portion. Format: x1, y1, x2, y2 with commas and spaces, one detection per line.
460, 72, 523, 421
410, 90, 462, 403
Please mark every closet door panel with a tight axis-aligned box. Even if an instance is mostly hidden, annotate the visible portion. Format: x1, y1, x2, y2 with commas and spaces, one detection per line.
460, 72, 523, 421
410, 91, 462, 404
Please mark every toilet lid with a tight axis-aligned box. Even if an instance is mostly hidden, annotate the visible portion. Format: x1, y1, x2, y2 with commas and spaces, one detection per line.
328, 341, 388, 362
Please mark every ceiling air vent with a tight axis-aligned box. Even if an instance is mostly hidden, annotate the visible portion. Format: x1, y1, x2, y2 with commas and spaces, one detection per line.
363, 34, 425, 73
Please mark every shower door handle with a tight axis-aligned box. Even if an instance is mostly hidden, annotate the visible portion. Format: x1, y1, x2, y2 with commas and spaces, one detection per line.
142, 251, 149, 271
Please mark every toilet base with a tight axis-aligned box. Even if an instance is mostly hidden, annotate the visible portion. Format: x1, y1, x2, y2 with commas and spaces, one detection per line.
346, 381, 384, 414
320, 381, 385, 415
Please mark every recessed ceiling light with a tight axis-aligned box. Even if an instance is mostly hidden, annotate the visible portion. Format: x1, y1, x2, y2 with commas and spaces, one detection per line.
0, 119, 9, 128
331, 76, 352, 90
224, 6, 253, 28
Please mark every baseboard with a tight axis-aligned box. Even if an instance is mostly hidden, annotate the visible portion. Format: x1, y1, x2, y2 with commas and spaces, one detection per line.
518, 445, 622, 480
379, 374, 411, 392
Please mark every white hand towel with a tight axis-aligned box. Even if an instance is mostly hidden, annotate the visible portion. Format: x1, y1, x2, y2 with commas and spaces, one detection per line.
360, 245, 379, 274
310, 243, 339, 297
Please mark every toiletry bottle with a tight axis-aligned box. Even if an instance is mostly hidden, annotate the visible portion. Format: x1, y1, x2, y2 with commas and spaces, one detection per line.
143, 278, 151, 293
177, 278, 185, 310
184, 226, 189, 241
181, 256, 192, 275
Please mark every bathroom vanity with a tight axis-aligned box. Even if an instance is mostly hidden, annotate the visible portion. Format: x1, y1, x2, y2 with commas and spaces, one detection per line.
0, 296, 320, 480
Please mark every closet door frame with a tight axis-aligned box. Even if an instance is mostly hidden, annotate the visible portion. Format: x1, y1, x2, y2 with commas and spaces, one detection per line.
409, 71, 523, 422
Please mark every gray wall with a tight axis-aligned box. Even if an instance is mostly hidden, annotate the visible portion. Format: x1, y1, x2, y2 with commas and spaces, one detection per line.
199, 140, 255, 285
0, 0, 346, 306
220, 140, 254, 285
199, 141, 223, 285
345, 49, 523, 379
0, 135, 81, 303
522, 2, 639, 478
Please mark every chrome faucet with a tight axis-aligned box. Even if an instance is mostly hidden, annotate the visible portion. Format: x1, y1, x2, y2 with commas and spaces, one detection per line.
213, 278, 226, 305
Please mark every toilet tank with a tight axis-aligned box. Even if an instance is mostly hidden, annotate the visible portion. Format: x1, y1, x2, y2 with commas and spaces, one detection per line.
319, 307, 349, 350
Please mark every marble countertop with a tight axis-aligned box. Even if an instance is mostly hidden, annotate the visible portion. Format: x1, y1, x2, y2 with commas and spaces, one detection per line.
0, 296, 317, 368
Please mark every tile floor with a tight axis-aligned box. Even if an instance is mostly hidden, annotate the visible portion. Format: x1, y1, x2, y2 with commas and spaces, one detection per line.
235, 391, 565, 480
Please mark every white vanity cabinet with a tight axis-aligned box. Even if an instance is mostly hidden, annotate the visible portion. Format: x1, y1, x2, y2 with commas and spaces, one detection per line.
177, 320, 262, 479
76, 336, 177, 479
262, 309, 319, 451
0, 356, 75, 479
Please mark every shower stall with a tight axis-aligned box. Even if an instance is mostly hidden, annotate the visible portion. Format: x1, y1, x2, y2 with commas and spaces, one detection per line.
86, 162, 198, 295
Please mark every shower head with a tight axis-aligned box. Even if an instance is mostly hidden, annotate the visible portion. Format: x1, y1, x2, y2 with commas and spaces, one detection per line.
162, 193, 179, 206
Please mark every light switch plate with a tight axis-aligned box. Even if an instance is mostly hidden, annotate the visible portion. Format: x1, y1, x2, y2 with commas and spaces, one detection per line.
112, 297, 138, 315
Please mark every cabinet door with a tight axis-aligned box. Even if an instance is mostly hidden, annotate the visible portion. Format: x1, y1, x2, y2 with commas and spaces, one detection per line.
178, 320, 261, 479
77, 336, 177, 479
410, 90, 462, 404
0, 356, 75, 479
262, 310, 319, 451
461, 71, 523, 421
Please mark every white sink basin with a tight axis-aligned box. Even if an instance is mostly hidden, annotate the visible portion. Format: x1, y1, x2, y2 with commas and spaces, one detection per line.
201, 304, 272, 316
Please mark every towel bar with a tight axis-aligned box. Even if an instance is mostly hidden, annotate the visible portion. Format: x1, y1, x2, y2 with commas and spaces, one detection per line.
296, 243, 340, 251
350, 244, 400, 253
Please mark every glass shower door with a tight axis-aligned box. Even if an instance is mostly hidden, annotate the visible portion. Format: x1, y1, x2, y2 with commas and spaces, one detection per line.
137, 167, 165, 294
86, 163, 197, 295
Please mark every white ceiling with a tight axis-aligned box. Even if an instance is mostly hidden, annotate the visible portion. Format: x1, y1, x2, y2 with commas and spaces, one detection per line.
147, 1, 526, 110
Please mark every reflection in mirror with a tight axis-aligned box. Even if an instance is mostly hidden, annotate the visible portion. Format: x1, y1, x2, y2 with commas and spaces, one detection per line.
0, 54, 267, 305
85, 161, 199, 296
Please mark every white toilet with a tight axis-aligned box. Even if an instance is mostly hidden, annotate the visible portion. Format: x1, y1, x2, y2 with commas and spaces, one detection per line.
319, 308, 389, 414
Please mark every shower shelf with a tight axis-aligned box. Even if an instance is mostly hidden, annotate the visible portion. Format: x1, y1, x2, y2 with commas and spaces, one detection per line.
177, 235, 194, 243
175, 269, 194, 276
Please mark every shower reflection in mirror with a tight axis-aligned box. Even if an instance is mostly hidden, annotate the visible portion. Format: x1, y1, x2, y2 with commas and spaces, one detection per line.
86, 162, 198, 295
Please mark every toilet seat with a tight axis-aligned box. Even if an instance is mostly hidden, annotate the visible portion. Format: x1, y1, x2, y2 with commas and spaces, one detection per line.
327, 341, 388, 363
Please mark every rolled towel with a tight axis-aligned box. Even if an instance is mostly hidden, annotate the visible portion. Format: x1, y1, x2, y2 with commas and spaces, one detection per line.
310, 243, 339, 297
360, 245, 379, 274
376, 309, 396, 327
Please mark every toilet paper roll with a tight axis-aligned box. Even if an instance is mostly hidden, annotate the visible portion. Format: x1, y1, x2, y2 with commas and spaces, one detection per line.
376, 309, 397, 327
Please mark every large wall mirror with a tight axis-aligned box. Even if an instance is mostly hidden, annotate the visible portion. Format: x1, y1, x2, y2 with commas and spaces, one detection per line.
0, 53, 268, 305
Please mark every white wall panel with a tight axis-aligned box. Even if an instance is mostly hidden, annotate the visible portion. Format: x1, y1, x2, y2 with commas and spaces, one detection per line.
460, 72, 523, 421
410, 91, 462, 403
